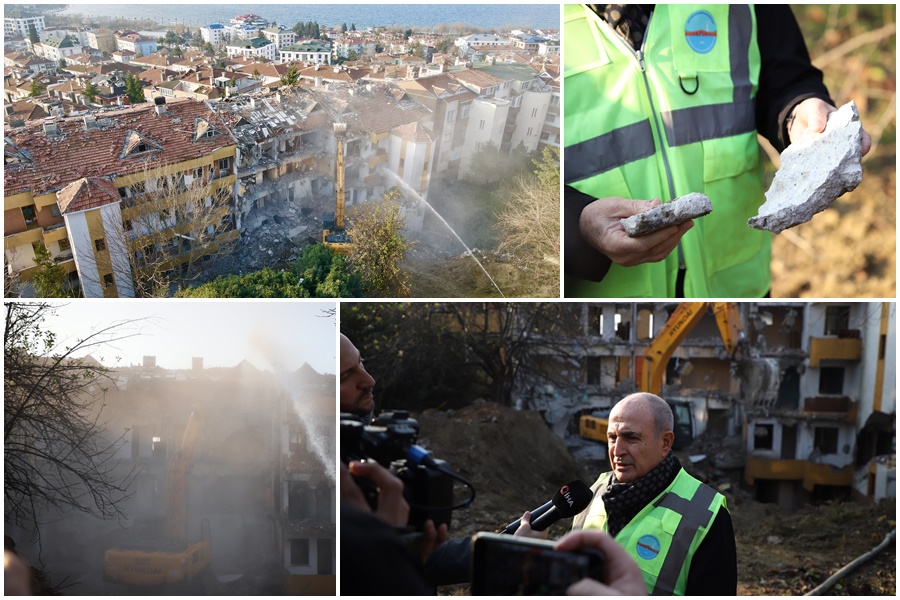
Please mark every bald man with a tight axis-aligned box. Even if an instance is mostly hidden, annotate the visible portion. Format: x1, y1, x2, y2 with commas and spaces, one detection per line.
340, 333, 376, 423
571, 393, 737, 595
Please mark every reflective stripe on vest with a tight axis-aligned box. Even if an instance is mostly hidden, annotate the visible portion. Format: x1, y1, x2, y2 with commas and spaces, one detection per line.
580, 469, 724, 595
564, 4, 771, 297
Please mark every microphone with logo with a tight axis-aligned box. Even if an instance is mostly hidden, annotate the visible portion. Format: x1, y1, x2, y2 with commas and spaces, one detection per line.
499, 480, 593, 534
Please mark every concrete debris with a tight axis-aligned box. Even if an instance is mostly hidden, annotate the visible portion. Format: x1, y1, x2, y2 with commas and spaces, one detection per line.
621, 192, 713, 237
749, 101, 863, 233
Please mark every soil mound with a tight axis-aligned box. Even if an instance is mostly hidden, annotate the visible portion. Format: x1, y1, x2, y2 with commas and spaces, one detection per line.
416, 400, 588, 535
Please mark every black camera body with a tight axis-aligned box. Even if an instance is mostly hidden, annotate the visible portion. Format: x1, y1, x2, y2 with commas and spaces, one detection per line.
340, 410, 455, 530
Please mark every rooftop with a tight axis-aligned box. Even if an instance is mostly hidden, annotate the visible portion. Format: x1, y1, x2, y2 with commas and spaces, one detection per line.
4, 99, 240, 198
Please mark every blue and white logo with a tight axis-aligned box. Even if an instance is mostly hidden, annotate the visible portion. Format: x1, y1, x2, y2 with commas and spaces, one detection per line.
636, 534, 661, 560
684, 10, 717, 54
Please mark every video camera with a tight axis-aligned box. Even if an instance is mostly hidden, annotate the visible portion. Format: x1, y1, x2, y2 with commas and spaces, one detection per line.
340, 410, 473, 530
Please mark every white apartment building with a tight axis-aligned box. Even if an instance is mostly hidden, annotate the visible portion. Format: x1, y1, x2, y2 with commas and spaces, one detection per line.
226, 37, 277, 62
201, 24, 227, 45
4, 14, 45, 38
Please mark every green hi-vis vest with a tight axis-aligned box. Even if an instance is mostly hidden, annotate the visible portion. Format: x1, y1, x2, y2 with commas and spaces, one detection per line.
564, 4, 771, 297
579, 469, 725, 595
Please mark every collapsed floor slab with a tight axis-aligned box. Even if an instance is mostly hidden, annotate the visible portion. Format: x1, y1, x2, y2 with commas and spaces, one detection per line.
749, 101, 863, 234
621, 192, 713, 237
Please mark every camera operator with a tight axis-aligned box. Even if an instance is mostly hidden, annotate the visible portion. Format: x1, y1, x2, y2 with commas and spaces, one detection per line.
340, 334, 376, 423
340, 460, 433, 595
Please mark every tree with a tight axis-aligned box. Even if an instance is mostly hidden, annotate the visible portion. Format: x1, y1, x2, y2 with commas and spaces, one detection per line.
28, 80, 45, 97
347, 188, 414, 297
124, 73, 145, 104
57, 58, 67, 70
342, 23, 349, 33
5, 303, 141, 547
83, 161, 238, 297
175, 268, 308, 298
341, 302, 587, 409
350, 23, 356, 31
404, 28, 413, 40
495, 146, 560, 294
280, 63, 299, 86
27, 23, 39, 44
291, 243, 363, 297
346, 50, 358, 62
83, 80, 98, 103
30, 245, 72, 298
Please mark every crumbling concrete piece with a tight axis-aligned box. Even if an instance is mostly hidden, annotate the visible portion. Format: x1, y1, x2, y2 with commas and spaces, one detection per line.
749, 101, 863, 233
620, 192, 713, 237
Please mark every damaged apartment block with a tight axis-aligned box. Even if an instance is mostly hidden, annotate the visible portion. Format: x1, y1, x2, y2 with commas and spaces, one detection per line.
519, 303, 895, 510
4, 357, 336, 594
5, 59, 559, 297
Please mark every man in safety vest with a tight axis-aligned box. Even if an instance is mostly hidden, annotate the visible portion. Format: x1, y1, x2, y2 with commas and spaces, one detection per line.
571, 393, 736, 595
564, 5, 871, 297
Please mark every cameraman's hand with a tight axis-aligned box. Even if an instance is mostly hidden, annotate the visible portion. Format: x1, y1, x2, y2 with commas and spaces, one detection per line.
341, 460, 410, 527
420, 519, 449, 564
513, 510, 548, 539
556, 531, 647, 596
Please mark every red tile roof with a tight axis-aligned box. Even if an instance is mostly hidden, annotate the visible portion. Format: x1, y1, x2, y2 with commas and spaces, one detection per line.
57, 176, 121, 214
4, 98, 239, 198
391, 121, 436, 143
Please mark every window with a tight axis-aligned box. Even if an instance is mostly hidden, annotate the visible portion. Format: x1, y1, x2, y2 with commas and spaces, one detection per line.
218, 157, 232, 176
446, 109, 456, 122
484, 86, 494, 95
527, 127, 534, 136
103, 273, 115, 288
479, 119, 485, 130
814, 427, 839, 454
443, 132, 452, 143
22, 205, 36, 224
461, 104, 470, 118
50, 204, 61, 218
192, 167, 204, 179
819, 367, 845, 395
58, 238, 71, 251
290, 539, 310, 566
585, 357, 601, 385
753, 423, 774, 450
94, 238, 106, 252
289, 481, 312, 519
124, 219, 133, 231
531, 107, 538, 118
824, 306, 850, 335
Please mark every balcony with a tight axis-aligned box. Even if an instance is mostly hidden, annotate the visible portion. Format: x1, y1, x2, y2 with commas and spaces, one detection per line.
744, 457, 853, 491
809, 337, 862, 366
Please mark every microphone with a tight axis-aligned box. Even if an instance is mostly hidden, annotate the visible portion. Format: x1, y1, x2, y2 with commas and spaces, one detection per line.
500, 480, 592, 534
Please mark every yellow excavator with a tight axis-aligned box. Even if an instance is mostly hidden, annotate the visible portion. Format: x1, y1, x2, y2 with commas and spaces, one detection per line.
323, 122, 352, 254
104, 404, 213, 589
580, 302, 746, 450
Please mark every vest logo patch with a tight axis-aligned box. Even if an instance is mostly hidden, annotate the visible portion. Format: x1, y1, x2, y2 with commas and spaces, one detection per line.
636, 534, 661, 560
684, 10, 717, 54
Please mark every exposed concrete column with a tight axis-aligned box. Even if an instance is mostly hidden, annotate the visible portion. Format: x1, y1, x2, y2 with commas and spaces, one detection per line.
601, 305, 617, 341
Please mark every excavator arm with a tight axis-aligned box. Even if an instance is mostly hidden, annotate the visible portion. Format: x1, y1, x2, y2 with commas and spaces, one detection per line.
165, 404, 206, 545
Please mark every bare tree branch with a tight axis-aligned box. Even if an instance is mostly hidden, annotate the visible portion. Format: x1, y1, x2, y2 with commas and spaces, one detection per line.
4, 302, 143, 552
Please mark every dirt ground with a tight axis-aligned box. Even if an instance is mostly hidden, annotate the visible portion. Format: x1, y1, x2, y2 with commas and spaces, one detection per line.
770, 163, 896, 298
414, 401, 896, 596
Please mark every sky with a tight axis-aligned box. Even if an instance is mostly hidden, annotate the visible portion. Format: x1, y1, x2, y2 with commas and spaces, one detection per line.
34, 300, 337, 373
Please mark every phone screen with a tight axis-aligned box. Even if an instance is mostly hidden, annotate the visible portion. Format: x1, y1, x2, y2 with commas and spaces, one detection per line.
471, 534, 605, 596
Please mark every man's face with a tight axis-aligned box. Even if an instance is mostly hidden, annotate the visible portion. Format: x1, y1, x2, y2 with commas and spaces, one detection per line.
607, 398, 669, 483
340, 334, 375, 416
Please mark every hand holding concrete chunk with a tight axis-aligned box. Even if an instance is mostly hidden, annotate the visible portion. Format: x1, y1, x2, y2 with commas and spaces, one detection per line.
749, 101, 863, 233
620, 193, 713, 237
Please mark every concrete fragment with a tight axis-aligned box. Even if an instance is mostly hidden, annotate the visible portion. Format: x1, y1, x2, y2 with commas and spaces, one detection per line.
749, 101, 863, 233
621, 192, 713, 237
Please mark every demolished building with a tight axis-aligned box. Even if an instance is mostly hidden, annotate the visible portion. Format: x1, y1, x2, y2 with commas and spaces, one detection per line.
521, 302, 895, 508
4, 358, 336, 595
